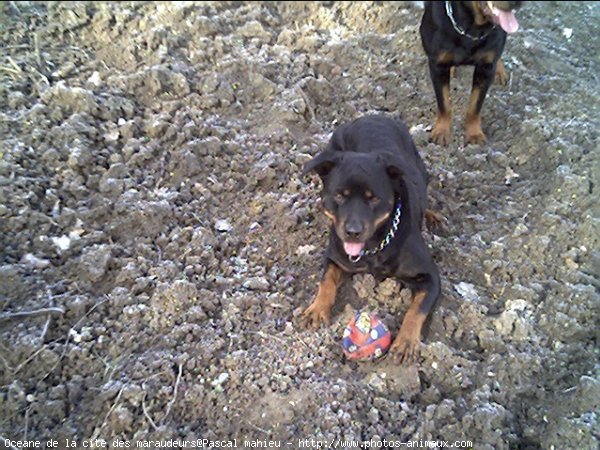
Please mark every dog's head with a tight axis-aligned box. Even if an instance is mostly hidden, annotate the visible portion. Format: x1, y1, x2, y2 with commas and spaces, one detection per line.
303, 150, 403, 258
471, 1, 523, 33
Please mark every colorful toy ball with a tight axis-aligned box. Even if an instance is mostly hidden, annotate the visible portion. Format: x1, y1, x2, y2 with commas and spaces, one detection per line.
342, 311, 391, 360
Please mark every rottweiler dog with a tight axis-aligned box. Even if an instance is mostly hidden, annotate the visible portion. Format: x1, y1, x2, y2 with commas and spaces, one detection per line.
420, 1, 523, 145
301, 115, 441, 363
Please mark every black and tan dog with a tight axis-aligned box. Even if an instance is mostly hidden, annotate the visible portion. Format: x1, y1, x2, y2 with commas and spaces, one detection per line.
301, 115, 441, 363
420, 1, 523, 145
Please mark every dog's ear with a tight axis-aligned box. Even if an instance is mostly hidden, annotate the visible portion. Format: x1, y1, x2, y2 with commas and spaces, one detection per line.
302, 150, 340, 180
376, 152, 404, 180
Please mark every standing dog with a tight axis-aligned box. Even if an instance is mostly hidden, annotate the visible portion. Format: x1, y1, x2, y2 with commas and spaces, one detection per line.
420, 1, 523, 145
301, 115, 441, 363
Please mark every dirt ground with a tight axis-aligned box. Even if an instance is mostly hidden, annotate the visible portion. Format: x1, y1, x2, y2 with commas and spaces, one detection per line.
1, 1, 598, 449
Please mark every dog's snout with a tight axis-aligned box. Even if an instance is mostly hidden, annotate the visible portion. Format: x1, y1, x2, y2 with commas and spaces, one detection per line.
344, 219, 364, 239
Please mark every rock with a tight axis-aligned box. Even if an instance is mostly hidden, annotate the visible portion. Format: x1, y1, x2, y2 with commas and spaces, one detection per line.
364, 373, 387, 392
147, 120, 169, 138
111, 405, 134, 433
387, 365, 421, 399
214, 219, 232, 232
20, 253, 50, 269
296, 244, 316, 255
41, 82, 98, 115
243, 277, 270, 291
51, 235, 71, 252
493, 300, 532, 341
211, 372, 230, 391
87, 71, 102, 87
67, 146, 93, 168
454, 282, 480, 302
376, 279, 398, 297
238, 20, 270, 40
80, 245, 112, 282
99, 177, 124, 197
8, 91, 27, 109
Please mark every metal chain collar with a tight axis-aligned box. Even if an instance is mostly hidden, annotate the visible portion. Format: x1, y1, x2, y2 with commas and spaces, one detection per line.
348, 202, 402, 263
445, 1, 496, 41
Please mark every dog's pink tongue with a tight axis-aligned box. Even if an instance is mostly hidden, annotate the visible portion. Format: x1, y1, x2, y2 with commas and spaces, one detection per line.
496, 10, 519, 33
343, 242, 364, 257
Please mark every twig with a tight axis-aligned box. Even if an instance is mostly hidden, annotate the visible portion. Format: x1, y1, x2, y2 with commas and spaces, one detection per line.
32, 67, 50, 87
231, 407, 270, 434
254, 330, 288, 346
24, 407, 30, 440
142, 393, 159, 431
245, 419, 270, 434
92, 349, 113, 377
160, 363, 183, 426
38, 298, 108, 383
39, 315, 51, 344
14, 346, 48, 375
0, 352, 13, 372
0, 66, 22, 76
90, 385, 124, 441
7, 57, 22, 74
0, 307, 64, 322
253, 330, 311, 351
34, 32, 42, 68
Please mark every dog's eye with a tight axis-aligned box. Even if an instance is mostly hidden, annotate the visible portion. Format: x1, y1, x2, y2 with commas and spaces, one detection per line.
335, 193, 346, 203
369, 196, 380, 206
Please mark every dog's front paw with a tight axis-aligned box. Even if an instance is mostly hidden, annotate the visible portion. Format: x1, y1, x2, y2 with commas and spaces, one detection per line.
301, 301, 332, 329
465, 128, 486, 145
495, 70, 508, 85
425, 208, 446, 232
431, 118, 452, 146
465, 118, 486, 145
494, 60, 509, 85
390, 332, 421, 364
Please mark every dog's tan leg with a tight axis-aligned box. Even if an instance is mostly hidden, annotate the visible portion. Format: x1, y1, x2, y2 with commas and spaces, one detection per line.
465, 84, 486, 145
432, 83, 452, 146
494, 59, 508, 85
425, 208, 445, 232
428, 54, 453, 146
301, 262, 344, 329
390, 290, 429, 363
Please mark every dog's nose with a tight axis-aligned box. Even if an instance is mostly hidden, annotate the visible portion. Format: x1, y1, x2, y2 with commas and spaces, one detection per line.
344, 220, 363, 239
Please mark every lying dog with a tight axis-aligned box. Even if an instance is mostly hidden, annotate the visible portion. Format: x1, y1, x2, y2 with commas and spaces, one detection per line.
301, 115, 441, 363
420, 1, 523, 145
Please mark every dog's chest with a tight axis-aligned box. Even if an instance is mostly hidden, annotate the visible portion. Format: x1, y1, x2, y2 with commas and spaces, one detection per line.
368, 257, 397, 279
342, 255, 398, 279
440, 43, 497, 66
